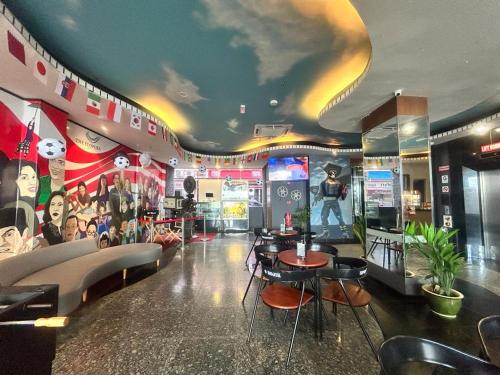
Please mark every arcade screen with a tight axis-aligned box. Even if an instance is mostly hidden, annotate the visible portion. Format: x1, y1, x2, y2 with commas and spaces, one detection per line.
268, 156, 309, 181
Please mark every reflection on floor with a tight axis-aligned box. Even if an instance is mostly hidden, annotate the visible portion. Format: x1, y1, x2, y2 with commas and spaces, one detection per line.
52, 235, 500, 374
53, 235, 382, 374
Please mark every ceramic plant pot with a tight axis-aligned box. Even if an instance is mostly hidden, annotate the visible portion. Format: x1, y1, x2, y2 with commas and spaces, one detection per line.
422, 284, 464, 319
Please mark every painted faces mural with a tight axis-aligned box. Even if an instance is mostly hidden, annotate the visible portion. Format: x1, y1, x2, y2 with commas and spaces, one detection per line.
64, 122, 166, 248
309, 156, 353, 240
0, 89, 166, 262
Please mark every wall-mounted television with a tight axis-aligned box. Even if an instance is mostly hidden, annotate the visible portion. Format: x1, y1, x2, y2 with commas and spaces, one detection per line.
268, 156, 309, 181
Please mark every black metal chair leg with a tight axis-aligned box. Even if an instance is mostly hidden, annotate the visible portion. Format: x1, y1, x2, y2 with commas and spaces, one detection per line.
286, 285, 306, 367
339, 280, 378, 359
247, 278, 262, 342
245, 235, 259, 268
355, 280, 383, 332
242, 261, 259, 304
283, 310, 289, 325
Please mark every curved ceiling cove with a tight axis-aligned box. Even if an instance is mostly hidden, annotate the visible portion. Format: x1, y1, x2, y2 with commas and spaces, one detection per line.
3, 0, 371, 153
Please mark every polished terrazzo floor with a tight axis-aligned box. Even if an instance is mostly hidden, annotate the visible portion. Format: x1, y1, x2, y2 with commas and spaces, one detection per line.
53, 235, 383, 374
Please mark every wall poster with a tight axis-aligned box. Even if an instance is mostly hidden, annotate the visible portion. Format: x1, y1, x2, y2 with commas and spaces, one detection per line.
309, 156, 352, 240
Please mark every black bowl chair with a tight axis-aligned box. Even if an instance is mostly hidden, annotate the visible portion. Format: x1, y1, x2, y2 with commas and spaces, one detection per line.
309, 243, 338, 257
242, 243, 288, 304
245, 228, 265, 268
260, 231, 275, 245
478, 315, 500, 367
247, 254, 317, 367
303, 231, 317, 244
274, 234, 303, 247
378, 335, 500, 374
317, 257, 381, 358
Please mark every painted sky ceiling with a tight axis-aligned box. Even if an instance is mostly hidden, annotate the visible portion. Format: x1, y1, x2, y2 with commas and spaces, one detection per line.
4, 0, 371, 153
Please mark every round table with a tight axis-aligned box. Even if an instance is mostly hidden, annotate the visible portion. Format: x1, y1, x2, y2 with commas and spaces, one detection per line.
278, 250, 329, 269
270, 230, 299, 237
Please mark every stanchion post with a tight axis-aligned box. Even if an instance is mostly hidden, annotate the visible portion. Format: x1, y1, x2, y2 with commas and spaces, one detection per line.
201, 214, 209, 242
181, 217, 185, 250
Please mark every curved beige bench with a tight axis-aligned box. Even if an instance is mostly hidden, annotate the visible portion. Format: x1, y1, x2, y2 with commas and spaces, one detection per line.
0, 240, 162, 315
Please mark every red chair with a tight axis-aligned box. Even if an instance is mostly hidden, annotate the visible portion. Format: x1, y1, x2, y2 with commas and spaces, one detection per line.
247, 252, 317, 367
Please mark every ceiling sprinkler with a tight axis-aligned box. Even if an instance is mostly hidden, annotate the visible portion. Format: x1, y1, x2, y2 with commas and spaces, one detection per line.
270, 99, 279, 107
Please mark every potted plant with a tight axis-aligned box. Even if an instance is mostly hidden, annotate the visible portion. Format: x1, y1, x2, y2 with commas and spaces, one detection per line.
405, 222, 465, 318
292, 207, 309, 238
352, 215, 366, 258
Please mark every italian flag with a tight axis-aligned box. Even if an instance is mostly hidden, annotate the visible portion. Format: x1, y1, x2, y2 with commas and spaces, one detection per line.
148, 120, 157, 136
106, 101, 122, 123
86, 91, 101, 115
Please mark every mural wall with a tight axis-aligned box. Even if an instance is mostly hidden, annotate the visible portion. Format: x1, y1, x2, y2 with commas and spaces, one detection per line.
0, 89, 166, 261
309, 155, 353, 240
270, 180, 308, 229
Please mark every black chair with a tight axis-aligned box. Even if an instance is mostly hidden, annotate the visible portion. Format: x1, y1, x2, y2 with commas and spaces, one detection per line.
317, 257, 381, 358
303, 231, 317, 244
309, 243, 338, 257
242, 243, 287, 304
245, 228, 264, 268
260, 230, 275, 245
378, 335, 500, 374
247, 255, 317, 367
478, 315, 500, 367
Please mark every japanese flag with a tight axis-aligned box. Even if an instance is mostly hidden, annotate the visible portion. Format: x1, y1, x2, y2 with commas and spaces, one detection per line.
33, 59, 48, 85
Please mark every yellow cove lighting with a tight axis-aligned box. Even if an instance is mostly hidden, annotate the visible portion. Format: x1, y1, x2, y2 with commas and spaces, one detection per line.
136, 94, 190, 133
292, 0, 372, 119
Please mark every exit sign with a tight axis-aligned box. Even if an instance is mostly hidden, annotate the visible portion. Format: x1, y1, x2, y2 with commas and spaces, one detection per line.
481, 142, 500, 153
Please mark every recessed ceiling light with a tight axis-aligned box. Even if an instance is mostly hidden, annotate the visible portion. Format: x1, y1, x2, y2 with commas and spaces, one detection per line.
270, 99, 278, 107
495, 128, 500, 133
101, 125, 107, 132
178, 91, 187, 98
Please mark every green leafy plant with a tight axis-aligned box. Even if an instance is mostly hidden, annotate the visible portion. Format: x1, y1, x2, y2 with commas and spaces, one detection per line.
292, 208, 309, 231
405, 222, 465, 297
353, 215, 366, 257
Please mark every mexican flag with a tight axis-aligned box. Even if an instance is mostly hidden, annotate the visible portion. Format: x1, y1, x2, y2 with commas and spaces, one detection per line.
86, 91, 101, 115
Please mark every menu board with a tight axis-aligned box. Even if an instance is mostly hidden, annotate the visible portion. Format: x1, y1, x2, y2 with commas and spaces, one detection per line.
221, 180, 248, 201
365, 170, 394, 208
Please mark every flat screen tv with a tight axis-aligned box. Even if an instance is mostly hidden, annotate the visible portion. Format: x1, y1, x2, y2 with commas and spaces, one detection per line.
268, 156, 309, 181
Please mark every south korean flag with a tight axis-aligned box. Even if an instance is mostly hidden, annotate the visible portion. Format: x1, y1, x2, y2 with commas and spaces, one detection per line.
130, 113, 142, 130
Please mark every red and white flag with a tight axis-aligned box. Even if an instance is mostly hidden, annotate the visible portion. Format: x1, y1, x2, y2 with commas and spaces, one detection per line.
130, 112, 141, 130
106, 101, 122, 123
33, 59, 48, 85
7, 31, 25, 65
148, 120, 157, 136
161, 126, 167, 142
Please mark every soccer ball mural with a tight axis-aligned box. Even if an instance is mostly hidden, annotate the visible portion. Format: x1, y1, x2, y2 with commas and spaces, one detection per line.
114, 153, 130, 169
139, 153, 152, 167
256, 178, 263, 186
225, 175, 232, 183
168, 157, 178, 167
37, 138, 66, 159
199, 165, 207, 173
